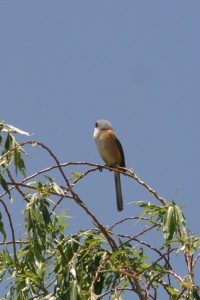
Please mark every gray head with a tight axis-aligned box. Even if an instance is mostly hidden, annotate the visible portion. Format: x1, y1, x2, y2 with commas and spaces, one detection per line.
95, 119, 113, 130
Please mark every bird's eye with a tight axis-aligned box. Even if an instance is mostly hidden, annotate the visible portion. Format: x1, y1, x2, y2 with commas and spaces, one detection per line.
95, 122, 98, 128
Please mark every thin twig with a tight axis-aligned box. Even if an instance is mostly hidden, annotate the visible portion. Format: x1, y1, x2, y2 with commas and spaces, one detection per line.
0, 198, 18, 266
1, 141, 167, 206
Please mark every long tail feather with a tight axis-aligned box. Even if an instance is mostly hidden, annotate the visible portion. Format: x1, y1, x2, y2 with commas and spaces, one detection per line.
114, 172, 123, 211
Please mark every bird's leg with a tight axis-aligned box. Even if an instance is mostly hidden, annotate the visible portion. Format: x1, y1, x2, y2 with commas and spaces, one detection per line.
98, 163, 115, 172
98, 163, 118, 172
107, 162, 118, 169
98, 166, 103, 172
107, 162, 118, 172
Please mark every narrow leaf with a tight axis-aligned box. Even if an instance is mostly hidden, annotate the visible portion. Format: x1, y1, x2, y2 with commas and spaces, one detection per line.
0, 174, 11, 198
0, 212, 6, 241
4, 124, 33, 136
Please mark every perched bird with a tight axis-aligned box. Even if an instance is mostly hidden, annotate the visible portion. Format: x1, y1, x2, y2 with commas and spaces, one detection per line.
93, 119, 126, 211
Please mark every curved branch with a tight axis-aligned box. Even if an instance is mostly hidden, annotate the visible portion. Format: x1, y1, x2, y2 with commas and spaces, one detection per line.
0, 198, 18, 266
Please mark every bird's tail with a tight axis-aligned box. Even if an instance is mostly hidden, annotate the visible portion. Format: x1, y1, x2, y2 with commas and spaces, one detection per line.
114, 172, 123, 212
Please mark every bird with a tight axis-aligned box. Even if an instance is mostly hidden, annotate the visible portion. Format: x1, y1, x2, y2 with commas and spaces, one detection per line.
93, 119, 126, 211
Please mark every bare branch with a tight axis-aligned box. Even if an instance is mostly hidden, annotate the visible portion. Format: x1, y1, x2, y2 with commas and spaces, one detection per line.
0, 198, 18, 266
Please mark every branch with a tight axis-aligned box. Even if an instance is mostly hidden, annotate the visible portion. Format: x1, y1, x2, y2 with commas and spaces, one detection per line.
0, 198, 18, 266
1, 139, 167, 206
193, 253, 200, 267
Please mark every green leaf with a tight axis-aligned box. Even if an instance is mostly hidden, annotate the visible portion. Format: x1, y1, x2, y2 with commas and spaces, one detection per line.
2, 133, 15, 165
177, 206, 187, 236
23, 206, 33, 233
163, 205, 175, 241
18, 154, 26, 177
192, 288, 200, 299
4, 124, 33, 136
0, 121, 4, 132
42, 203, 52, 226
14, 149, 26, 177
166, 286, 180, 297
44, 175, 53, 182
3, 133, 15, 152
0, 135, 3, 147
0, 174, 11, 199
24, 271, 39, 284
60, 221, 69, 229
110, 250, 127, 259
71, 171, 83, 180
0, 212, 6, 241
51, 182, 65, 196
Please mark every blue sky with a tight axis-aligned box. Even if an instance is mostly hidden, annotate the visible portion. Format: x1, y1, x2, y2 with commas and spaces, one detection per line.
0, 1, 200, 298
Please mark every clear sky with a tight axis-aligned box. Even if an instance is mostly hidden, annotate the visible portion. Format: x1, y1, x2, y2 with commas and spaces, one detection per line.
0, 1, 200, 298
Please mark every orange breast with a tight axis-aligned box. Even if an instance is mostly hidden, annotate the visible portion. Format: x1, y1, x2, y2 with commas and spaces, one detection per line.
98, 130, 122, 166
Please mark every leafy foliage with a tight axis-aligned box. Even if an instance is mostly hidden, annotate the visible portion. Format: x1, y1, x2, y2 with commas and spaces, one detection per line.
0, 122, 200, 299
